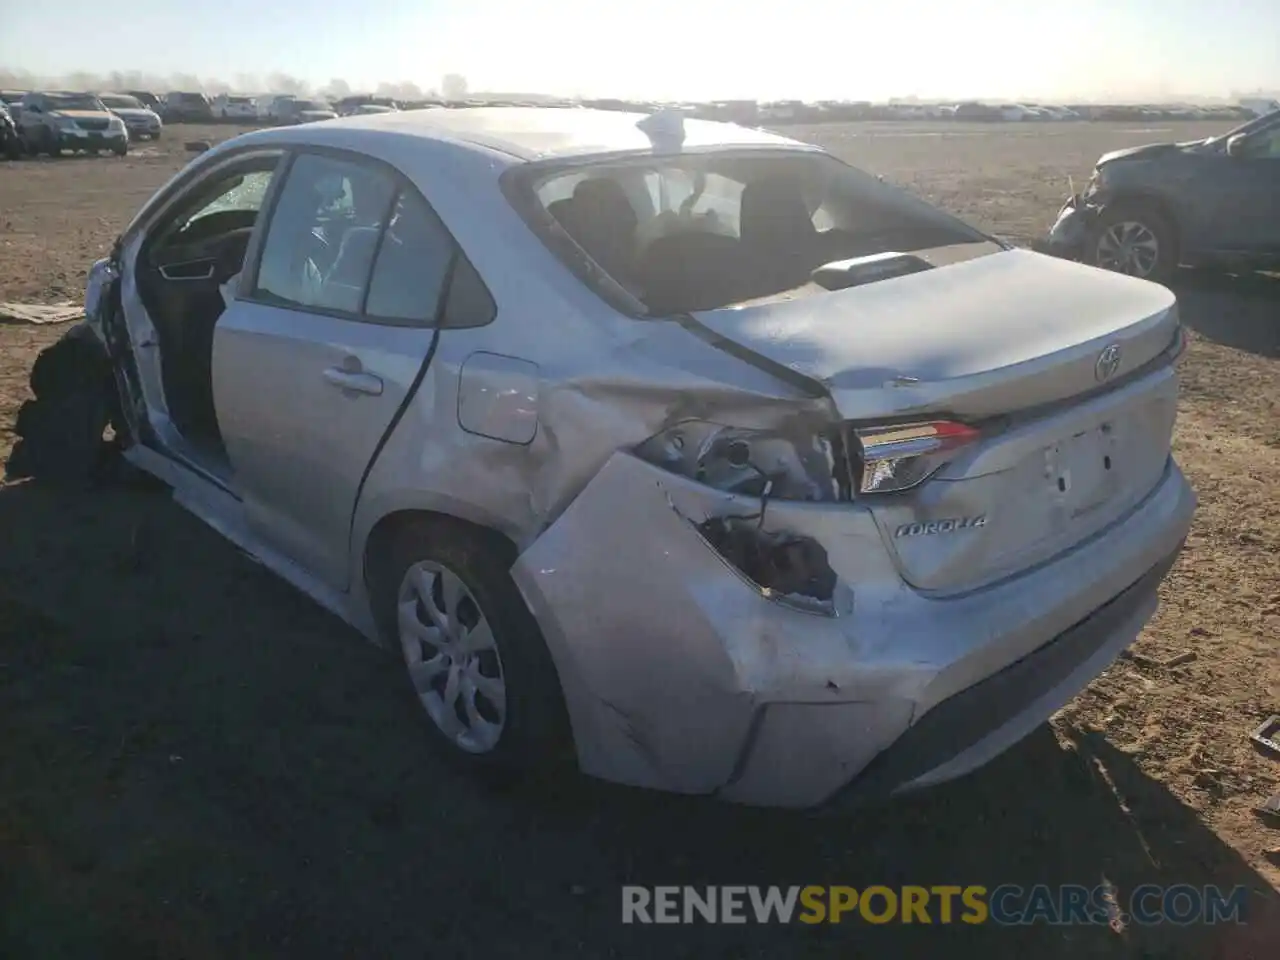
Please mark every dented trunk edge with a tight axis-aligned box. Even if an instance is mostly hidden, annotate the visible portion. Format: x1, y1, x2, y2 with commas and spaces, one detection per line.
509, 451, 1195, 807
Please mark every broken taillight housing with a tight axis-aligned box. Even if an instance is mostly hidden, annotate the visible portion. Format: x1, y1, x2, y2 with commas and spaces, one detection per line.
634, 420, 840, 501
853, 420, 981, 494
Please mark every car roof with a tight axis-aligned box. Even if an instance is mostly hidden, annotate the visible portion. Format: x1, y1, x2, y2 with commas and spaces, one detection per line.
235, 106, 805, 163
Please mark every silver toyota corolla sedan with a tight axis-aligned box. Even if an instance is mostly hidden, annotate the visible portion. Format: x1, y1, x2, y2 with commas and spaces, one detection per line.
21, 107, 1194, 807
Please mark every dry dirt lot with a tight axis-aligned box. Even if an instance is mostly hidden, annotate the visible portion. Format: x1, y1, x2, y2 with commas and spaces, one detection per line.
1, 121, 1278, 958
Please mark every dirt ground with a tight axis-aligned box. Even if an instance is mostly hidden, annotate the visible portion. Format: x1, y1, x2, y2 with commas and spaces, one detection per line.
1, 121, 1278, 958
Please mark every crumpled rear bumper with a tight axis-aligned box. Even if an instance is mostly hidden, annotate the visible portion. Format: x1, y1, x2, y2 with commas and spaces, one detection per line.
824, 546, 1179, 807
510, 452, 1195, 808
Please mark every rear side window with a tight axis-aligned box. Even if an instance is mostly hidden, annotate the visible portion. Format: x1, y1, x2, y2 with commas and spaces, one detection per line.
251, 150, 490, 327
364, 189, 454, 323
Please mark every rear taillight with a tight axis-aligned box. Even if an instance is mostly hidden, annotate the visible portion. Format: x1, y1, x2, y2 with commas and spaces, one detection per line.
854, 420, 981, 494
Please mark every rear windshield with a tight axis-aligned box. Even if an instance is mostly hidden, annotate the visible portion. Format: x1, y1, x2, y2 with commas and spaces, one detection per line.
512, 151, 990, 315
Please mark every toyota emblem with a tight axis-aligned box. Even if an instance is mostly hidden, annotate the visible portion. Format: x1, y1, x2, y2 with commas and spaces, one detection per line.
1095, 343, 1122, 382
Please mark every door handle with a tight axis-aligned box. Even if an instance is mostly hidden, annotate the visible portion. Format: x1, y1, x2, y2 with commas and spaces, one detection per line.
323, 367, 384, 396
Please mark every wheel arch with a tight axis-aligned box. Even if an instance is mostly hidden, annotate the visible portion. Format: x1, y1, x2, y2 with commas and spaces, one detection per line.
356, 498, 526, 639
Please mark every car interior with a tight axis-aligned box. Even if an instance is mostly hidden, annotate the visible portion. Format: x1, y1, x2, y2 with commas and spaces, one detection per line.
539, 155, 985, 313
134, 157, 435, 463
135, 164, 276, 455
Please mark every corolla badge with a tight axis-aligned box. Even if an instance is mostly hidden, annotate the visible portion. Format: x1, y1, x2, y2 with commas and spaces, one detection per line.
894, 516, 987, 539
1095, 343, 1122, 382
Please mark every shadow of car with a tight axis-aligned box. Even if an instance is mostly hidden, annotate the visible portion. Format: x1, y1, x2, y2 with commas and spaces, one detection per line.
0, 477, 1274, 958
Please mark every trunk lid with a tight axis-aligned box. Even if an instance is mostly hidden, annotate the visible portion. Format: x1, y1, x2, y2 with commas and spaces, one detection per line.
689, 248, 1181, 594
689, 248, 1178, 421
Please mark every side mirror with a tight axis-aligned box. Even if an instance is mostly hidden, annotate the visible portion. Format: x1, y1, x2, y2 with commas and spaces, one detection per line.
1226, 133, 1248, 158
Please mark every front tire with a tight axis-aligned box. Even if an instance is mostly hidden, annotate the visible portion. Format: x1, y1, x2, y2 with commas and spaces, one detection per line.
373, 517, 571, 782
1090, 202, 1178, 284
6, 323, 123, 488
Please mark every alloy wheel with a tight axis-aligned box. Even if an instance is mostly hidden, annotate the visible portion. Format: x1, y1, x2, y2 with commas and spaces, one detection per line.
397, 561, 507, 753
1095, 220, 1160, 277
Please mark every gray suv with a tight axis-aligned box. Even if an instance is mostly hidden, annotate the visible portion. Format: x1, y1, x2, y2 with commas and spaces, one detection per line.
1041, 109, 1280, 282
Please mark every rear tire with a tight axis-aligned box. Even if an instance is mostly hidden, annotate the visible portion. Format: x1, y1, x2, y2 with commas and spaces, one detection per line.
371, 517, 573, 785
1089, 201, 1178, 284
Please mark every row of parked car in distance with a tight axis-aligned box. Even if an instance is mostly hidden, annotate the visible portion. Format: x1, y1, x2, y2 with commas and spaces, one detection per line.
0, 91, 141, 157
0, 89, 407, 158
75, 90, 395, 124
3, 86, 1274, 162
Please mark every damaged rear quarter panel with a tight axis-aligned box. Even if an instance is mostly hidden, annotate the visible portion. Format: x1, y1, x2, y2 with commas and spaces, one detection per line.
508, 452, 764, 792
350, 317, 831, 563
349, 338, 833, 791
507, 452, 911, 795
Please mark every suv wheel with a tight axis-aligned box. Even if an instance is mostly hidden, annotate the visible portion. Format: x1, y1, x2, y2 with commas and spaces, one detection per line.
373, 517, 572, 782
1090, 202, 1177, 284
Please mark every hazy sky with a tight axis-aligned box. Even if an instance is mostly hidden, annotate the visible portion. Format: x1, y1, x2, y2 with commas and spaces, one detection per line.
2, 0, 1276, 101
